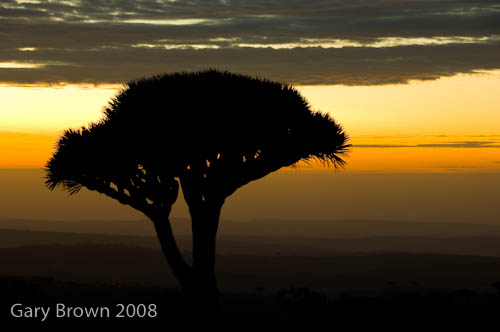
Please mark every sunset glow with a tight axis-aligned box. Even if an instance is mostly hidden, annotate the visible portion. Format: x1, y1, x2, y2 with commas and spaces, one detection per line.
3, 1, 500, 321
2, 72, 499, 172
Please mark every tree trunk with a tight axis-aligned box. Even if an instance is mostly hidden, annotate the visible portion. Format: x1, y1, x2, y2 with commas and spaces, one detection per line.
149, 201, 222, 308
178, 174, 224, 308
189, 201, 221, 300
150, 214, 193, 290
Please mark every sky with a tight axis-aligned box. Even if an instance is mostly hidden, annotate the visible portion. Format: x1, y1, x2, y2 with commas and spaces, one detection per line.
1, 0, 499, 224
1, 0, 499, 85
2, 72, 500, 171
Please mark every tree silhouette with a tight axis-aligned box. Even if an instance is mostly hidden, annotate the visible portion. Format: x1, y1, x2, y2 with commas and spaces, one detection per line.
45, 69, 349, 301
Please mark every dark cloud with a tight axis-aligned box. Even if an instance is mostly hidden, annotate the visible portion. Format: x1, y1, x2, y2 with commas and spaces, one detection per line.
354, 141, 500, 148
3, 1, 500, 48
418, 141, 500, 148
1, 0, 499, 85
1, 42, 500, 85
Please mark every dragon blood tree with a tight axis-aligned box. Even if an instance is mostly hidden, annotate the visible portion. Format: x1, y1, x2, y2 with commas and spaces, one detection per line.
45, 69, 349, 300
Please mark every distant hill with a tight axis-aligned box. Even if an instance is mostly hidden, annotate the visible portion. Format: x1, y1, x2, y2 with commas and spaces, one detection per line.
3, 227, 500, 258
3, 218, 500, 238
1, 243, 500, 293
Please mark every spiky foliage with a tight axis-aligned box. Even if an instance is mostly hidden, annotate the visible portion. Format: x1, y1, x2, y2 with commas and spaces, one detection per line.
45, 69, 349, 294
47, 69, 348, 201
45, 121, 180, 225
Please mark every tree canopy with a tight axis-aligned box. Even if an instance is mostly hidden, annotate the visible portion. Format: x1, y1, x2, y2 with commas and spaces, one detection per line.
45, 69, 350, 297
46, 70, 349, 203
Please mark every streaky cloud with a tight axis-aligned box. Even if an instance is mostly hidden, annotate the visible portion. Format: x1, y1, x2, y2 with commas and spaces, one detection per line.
1, 0, 499, 85
354, 141, 500, 148
1, 42, 500, 85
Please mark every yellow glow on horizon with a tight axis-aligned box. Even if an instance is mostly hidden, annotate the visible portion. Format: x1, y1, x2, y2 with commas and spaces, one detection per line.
0, 131, 57, 168
3, 129, 499, 172
342, 146, 500, 173
296, 70, 500, 137
1, 72, 499, 171
0, 84, 120, 133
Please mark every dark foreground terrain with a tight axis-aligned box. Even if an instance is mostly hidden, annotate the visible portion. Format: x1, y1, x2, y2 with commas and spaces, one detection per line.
2, 226, 500, 327
2, 275, 500, 328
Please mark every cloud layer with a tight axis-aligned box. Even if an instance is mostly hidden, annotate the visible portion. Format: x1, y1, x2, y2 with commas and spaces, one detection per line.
1, 0, 499, 85
354, 141, 500, 148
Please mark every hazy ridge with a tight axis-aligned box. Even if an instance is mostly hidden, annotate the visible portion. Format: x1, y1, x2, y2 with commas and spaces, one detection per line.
3, 218, 500, 238
3, 228, 500, 257
2, 242, 500, 293
3, 219, 500, 293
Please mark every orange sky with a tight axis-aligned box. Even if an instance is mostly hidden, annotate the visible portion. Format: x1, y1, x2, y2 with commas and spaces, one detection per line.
1, 71, 500, 172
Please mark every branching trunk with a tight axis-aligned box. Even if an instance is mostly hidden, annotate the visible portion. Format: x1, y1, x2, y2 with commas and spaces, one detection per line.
190, 202, 221, 298
150, 213, 193, 290
179, 174, 224, 302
